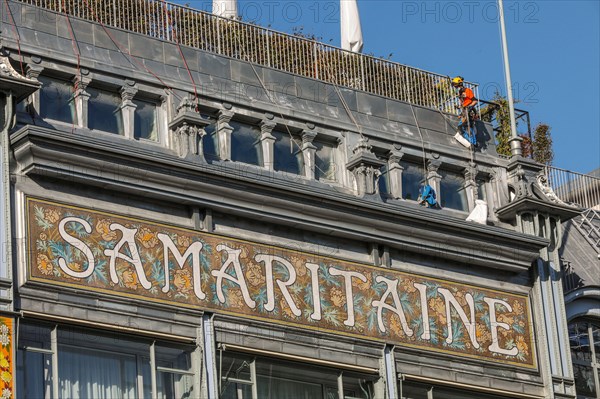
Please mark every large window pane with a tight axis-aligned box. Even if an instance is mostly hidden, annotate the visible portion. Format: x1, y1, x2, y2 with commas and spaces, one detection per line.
592, 323, 600, 363
257, 374, 323, 399
343, 372, 376, 399
88, 87, 123, 134
400, 161, 424, 201
134, 99, 158, 141
273, 130, 304, 175
17, 351, 53, 399
39, 76, 75, 124
231, 121, 262, 166
477, 179, 488, 201
155, 344, 195, 399
400, 380, 509, 399
570, 322, 592, 362
202, 123, 219, 162
315, 141, 336, 181
573, 364, 597, 397
379, 165, 391, 199
58, 346, 137, 399
440, 169, 468, 211
400, 381, 430, 399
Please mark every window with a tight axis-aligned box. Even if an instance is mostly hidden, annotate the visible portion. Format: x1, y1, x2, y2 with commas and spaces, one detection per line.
88, 87, 123, 134
133, 98, 159, 141
17, 322, 197, 399
400, 160, 424, 201
273, 130, 304, 175
218, 351, 377, 399
17, 323, 53, 399
315, 141, 337, 181
400, 380, 510, 398
379, 165, 391, 199
477, 178, 488, 201
230, 121, 263, 166
39, 76, 75, 124
202, 122, 219, 162
440, 169, 468, 211
569, 321, 600, 398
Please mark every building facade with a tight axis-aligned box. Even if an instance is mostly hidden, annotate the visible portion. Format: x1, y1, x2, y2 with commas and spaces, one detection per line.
0, 0, 586, 398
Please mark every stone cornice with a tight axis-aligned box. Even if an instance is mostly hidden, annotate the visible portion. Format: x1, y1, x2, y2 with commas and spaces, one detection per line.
11, 125, 548, 273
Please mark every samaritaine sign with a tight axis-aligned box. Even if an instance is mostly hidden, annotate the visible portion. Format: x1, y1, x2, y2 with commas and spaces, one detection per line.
26, 198, 536, 368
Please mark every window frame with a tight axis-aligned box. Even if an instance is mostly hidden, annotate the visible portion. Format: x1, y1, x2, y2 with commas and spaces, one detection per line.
217, 349, 378, 399
16, 321, 199, 399
569, 320, 600, 398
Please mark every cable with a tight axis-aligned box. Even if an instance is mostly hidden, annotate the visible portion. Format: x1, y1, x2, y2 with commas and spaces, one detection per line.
3, 0, 25, 75
401, 74, 429, 184
321, 59, 365, 139
59, 0, 81, 134
80, 0, 182, 102
160, 0, 199, 109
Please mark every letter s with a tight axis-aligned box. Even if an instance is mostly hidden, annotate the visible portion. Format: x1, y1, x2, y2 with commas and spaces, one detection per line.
58, 217, 95, 278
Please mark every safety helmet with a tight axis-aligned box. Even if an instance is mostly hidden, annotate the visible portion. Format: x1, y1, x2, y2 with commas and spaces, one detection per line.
451, 76, 464, 87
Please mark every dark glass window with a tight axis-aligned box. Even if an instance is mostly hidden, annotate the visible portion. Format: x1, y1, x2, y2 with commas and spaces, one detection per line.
202, 123, 219, 162
379, 164, 391, 198
569, 321, 600, 398
400, 160, 425, 201
440, 169, 468, 211
400, 381, 509, 398
477, 179, 488, 201
88, 87, 123, 134
218, 351, 377, 399
273, 130, 303, 175
315, 141, 336, 181
17, 322, 196, 399
39, 76, 75, 124
230, 121, 262, 166
133, 99, 158, 141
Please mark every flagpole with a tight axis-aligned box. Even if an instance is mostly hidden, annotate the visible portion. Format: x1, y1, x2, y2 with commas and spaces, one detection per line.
498, 0, 522, 157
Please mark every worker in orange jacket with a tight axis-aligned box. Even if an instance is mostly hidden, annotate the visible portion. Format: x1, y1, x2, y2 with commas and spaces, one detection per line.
452, 76, 478, 147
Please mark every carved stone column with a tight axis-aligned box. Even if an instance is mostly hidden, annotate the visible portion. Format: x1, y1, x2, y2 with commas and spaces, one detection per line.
346, 137, 385, 197
25, 63, 43, 112
168, 97, 211, 159
259, 120, 276, 170
73, 71, 91, 129
301, 129, 317, 179
120, 80, 138, 139
216, 110, 234, 161
426, 159, 442, 200
387, 148, 404, 199
464, 162, 478, 211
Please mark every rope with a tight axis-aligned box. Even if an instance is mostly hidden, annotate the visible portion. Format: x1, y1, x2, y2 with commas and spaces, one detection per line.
3, 0, 25, 75
401, 79, 429, 184
321, 59, 365, 139
160, 0, 199, 109
229, 26, 303, 155
60, 0, 81, 133
80, 0, 181, 101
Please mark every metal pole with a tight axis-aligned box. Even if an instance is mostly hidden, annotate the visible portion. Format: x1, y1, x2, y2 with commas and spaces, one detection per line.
498, 0, 522, 157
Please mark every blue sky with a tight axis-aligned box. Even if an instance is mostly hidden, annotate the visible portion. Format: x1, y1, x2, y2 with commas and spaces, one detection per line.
181, 0, 599, 174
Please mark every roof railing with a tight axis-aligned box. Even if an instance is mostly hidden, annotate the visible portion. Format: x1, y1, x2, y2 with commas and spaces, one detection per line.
15, 0, 477, 115
545, 166, 600, 210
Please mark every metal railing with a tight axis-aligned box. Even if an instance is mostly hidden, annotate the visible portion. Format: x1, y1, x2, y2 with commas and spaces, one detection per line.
479, 99, 532, 141
15, 0, 477, 115
545, 166, 600, 210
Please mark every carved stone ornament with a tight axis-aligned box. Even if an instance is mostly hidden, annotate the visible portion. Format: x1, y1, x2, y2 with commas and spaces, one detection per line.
533, 173, 568, 205
0, 51, 40, 103
346, 136, 385, 197
169, 97, 211, 159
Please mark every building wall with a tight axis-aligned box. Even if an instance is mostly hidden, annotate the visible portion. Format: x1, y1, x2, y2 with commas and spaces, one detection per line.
0, 2, 578, 398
